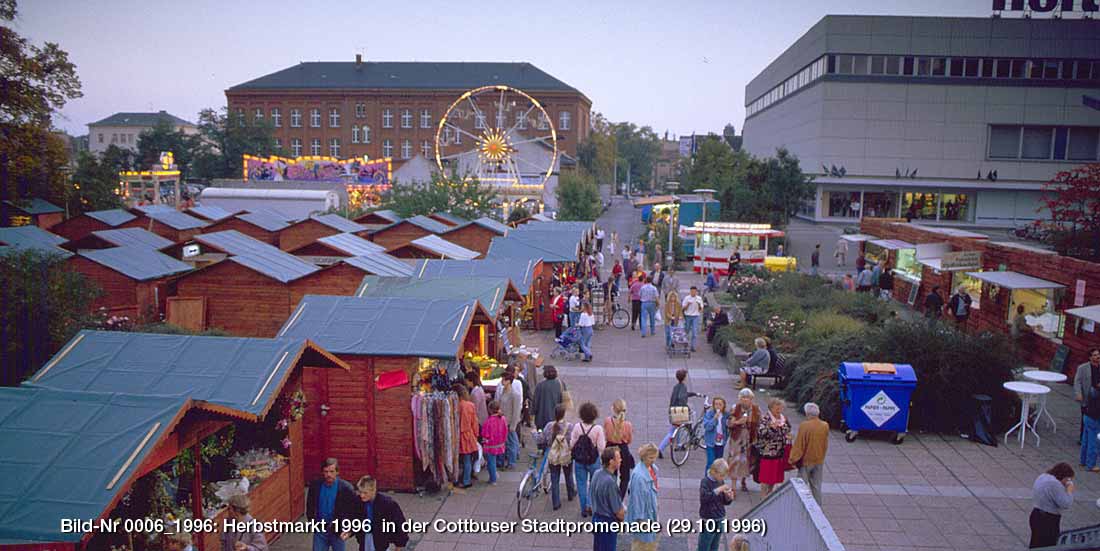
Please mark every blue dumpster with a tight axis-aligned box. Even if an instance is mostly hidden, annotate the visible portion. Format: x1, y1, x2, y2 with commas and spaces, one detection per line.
838, 362, 918, 444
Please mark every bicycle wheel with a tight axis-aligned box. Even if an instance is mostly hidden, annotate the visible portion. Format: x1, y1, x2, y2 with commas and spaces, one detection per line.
516, 471, 537, 519
540, 468, 552, 493
670, 426, 693, 466
612, 308, 629, 329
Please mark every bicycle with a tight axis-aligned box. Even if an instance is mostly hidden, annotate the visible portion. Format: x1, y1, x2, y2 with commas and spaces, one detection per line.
670, 394, 711, 467
607, 287, 630, 329
516, 431, 552, 519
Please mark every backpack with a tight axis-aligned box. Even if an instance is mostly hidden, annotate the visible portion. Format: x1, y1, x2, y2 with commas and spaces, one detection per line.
548, 425, 572, 466
572, 424, 599, 465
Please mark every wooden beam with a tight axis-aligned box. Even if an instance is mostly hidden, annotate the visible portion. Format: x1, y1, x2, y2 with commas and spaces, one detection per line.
191, 442, 204, 551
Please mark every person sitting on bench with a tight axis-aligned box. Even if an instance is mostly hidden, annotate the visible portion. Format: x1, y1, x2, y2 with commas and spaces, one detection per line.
740, 337, 770, 389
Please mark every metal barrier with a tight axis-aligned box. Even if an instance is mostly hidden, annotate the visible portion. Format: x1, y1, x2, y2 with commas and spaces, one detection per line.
736, 477, 846, 551
1033, 523, 1100, 551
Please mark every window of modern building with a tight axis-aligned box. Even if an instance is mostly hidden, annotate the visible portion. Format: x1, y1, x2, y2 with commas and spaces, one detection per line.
989, 125, 1022, 159
401, 109, 412, 129
382, 139, 393, 157
119, 134, 126, 144
310, 109, 321, 128
965, 58, 980, 77
902, 192, 938, 220
834, 54, 854, 74
382, 109, 393, 128
560, 111, 571, 130
291, 138, 302, 157
917, 57, 931, 76
1011, 59, 1026, 78
355, 103, 365, 118
290, 109, 301, 127
310, 138, 321, 156
903, 56, 915, 75
823, 191, 862, 218
254, 108, 263, 123
111, 133, 117, 143
352, 126, 360, 144
271, 108, 281, 127
863, 192, 897, 218
362, 125, 371, 144
1068, 127, 1100, 160
871, 55, 887, 75
1053, 127, 1069, 160
938, 193, 973, 222
329, 138, 340, 157
950, 58, 964, 77
329, 108, 340, 128
931, 57, 947, 76
981, 59, 995, 78
420, 109, 431, 129
1022, 126, 1053, 159
400, 139, 411, 159
421, 140, 431, 158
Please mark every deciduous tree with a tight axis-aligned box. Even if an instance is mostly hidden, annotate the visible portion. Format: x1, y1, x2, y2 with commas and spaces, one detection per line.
555, 170, 601, 221
1041, 162, 1100, 260
384, 172, 499, 220
190, 108, 277, 180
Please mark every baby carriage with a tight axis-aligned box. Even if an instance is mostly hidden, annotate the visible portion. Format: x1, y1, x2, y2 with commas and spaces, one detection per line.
551, 326, 584, 360
667, 323, 691, 358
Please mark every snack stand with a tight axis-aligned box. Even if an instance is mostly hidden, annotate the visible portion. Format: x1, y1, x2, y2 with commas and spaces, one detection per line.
679, 222, 784, 274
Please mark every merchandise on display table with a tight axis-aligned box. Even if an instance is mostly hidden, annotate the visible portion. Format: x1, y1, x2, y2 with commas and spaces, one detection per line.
465, 352, 507, 386
418, 358, 461, 393
230, 448, 288, 486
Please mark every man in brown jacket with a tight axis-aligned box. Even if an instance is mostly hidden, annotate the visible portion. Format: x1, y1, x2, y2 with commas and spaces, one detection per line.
221, 494, 269, 551
789, 402, 830, 506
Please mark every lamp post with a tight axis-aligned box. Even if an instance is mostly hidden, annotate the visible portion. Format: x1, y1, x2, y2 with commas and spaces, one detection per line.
695, 188, 717, 273
666, 198, 680, 268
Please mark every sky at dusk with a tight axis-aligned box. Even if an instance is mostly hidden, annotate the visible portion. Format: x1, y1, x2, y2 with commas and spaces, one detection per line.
16, 0, 997, 139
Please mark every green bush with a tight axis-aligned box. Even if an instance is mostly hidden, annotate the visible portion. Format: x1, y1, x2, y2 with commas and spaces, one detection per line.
133, 322, 232, 337
783, 333, 868, 427
833, 292, 896, 324
795, 312, 866, 349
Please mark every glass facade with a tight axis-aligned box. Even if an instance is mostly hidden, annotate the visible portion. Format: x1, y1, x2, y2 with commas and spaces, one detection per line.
1008, 287, 1064, 339
938, 193, 973, 222
893, 249, 921, 281
902, 192, 938, 220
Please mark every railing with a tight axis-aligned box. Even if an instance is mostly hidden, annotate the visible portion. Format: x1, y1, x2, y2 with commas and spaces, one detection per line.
1033, 522, 1100, 551
736, 477, 846, 551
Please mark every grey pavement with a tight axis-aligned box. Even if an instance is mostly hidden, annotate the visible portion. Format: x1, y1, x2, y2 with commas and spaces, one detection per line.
271, 199, 1099, 551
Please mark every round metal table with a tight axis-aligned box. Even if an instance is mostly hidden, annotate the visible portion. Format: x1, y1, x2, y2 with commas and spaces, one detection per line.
1022, 370, 1068, 434
1004, 381, 1050, 449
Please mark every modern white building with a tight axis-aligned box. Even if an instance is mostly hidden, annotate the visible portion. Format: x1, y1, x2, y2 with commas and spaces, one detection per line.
742, 15, 1100, 228
87, 110, 198, 156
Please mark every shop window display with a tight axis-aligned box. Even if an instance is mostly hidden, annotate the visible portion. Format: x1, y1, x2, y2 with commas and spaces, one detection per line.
698, 232, 766, 253
951, 271, 982, 310
1008, 287, 1065, 339
893, 248, 921, 282
863, 192, 897, 218
939, 193, 972, 222
824, 191, 861, 218
863, 242, 887, 265
902, 192, 937, 220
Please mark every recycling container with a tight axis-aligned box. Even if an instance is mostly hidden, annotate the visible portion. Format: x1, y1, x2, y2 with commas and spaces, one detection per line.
838, 362, 918, 444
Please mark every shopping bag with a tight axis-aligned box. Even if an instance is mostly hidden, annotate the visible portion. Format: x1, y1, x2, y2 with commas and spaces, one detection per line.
655, 310, 663, 325
474, 443, 483, 473
562, 389, 575, 413
669, 406, 690, 425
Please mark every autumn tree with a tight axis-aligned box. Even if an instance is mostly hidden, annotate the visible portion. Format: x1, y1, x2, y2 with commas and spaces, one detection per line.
384, 172, 499, 220
1041, 163, 1100, 261
555, 170, 601, 221
190, 108, 277, 180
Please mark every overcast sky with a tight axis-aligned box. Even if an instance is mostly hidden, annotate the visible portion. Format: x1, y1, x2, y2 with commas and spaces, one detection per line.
17, 0, 996, 138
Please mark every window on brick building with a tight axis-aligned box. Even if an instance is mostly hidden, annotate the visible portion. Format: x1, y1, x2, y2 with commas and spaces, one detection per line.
236, 108, 245, 127
401, 139, 411, 159
254, 108, 263, 123
329, 108, 340, 128
98, 133, 104, 143
330, 138, 340, 157
363, 125, 371, 144
274, 138, 282, 151
382, 139, 393, 157
382, 109, 393, 128
355, 103, 365, 118
559, 111, 571, 130
271, 108, 281, 127
420, 109, 431, 128
310, 109, 321, 128
352, 126, 360, 144
421, 140, 431, 158
290, 109, 301, 127
311, 138, 321, 156
291, 138, 302, 157
515, 112, 526, 129
401, 109, 412, 129
475, 112, 486, 129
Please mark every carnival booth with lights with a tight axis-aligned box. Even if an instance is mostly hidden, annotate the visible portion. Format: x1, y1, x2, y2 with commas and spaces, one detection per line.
242, 154, 392, 209
680, 222, 785, 274
120, 152, 187, 209
278, 296, 493, 490
0, 331, 348, 551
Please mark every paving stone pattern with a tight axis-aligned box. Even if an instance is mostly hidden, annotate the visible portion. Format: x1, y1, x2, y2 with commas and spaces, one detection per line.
272, 198, 1098, 551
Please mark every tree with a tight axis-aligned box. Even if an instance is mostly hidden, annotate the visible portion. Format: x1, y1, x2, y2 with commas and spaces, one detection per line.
577, 112, 617, 187
0, 249, 100, 386
722, 123, 743, 151
725, 148, 814, 226
555, 170, 601, 221
683, 136, 742, 191
70, 150, 125, 213
1041, 162, 1100, 261
384, 172, 499, 220
0, 0, 82, 210
507, 204, 531, 223
612, 122, 660, 191
136, 120, 203, 177
190, 108, 277, 180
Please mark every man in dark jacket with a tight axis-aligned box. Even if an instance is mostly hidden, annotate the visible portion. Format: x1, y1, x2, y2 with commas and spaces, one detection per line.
924, 286, 945, 319
532, 365, 565, 429
658, 369, 698, 458
309, 458, 358, 551
343, 475, 409, 551
877, 265, 894, 300
947, 287, 973, 325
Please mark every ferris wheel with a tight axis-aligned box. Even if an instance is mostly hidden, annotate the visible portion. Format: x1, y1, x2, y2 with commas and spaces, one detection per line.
434, 85, 558, 188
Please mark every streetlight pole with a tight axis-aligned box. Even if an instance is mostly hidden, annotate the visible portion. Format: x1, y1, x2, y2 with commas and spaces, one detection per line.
695, 188, 717, 273
666, 198, 679, 268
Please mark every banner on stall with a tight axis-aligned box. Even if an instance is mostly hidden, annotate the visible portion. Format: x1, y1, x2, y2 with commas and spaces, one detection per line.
941, 251, 982, 270
243, 154, 392, 184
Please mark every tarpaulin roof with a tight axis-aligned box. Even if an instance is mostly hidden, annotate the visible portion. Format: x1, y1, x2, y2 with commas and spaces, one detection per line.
310, 213, 367, 233
1067, 305, 1100, 324
194, 230, 319, 282
0, 225, 72, 258
132, 204, 175, 214
486, 234, 576, 263
371, 209, 402, 223
431, 212, 468, 226
236, 210, 291, 232
415, 258, 537, 294
869, 239, 916, 250
86, 208, 137, 227
0, 387, 187, 544
3, 198, 63, 215
446, 217, 510, 236
398, 215, 451, 234
91, 227, 174, 250
356, 276, 519, 316
78, 246, 192, 281
279, 296, 484, 358
316, 233, 386, 256
399, 235, 479, 260
187, 205, 238, 221
965, 271, 1066, 290
26, 330, 347, 420
141, 209, 208, 230
342, 252, 415, 277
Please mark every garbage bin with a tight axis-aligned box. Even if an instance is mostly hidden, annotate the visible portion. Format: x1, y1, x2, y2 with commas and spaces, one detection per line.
838, 362, 918, 444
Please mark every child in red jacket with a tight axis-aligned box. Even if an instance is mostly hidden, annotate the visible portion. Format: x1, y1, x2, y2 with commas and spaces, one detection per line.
481, 400, 508, 484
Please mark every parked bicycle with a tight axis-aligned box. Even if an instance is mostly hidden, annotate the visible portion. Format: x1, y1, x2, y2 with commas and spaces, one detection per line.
670, 394, 712, 467
516, 431, 552, 519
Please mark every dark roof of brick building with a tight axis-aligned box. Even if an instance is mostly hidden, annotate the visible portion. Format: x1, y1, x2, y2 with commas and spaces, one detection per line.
88, 111, 195, 127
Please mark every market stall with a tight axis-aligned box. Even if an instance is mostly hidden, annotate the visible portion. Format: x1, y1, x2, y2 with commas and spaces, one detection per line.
414, 258, 541, 334
916, 246, 984, 313
6, 331, 349, 551
278, 295, 492, 490
679, 222, 784, 274
966, 271, 1068, 338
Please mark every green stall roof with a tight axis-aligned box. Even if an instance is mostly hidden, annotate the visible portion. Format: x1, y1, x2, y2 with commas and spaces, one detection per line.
279, 296, 485, 359
310, 213, 367, 233
0, 225, 72, 258
486, 234, 577, 263
414, 258, 536, 295
0, 387, 188, 544
355, 276, 519, 318
91, 227, 174, 250
26, 330, 347, 419
86, 208, 137, 227
194, 230, 320, 283
3, 198, 63, 215
77, 246, 193, 281
342, 252, 415, 277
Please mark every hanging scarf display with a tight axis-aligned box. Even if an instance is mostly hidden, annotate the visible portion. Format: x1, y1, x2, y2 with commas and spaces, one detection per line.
411, 391, 462, 487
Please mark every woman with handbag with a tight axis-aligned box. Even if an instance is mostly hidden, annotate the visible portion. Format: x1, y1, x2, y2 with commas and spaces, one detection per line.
551, 288, 566, 338
727, 388, 761, 497
755, 398, 792, 499
605, 399, 635, 498
658, 369, 698, 459
702, 396, 730, 473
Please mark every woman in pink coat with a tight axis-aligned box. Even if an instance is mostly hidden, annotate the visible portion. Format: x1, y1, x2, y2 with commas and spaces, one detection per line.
480, 400, 508, 485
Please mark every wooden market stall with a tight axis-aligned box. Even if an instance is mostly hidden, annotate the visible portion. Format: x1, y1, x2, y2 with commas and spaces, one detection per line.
67, 246, 193, 321
62, 227, 174, 252
278, 213, 368, 252
414, 258, 540, 333
48, 208, 138, 242
185, 205, 239, 223
438, 217, 510, 257
486, 234, 581, 329
367, 215, 451, 250
427, 212, 468, 227
0, 331, 348, 551
128, 205, 209, 243
278, 296, 492, 491
288, 232, 386, 265
353, 208, 402, 226
385, 235, 480, 260
1, 198, 64, 230
199, 210, 291, 247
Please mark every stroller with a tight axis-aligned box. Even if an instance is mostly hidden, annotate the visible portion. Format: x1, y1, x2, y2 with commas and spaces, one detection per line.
667, 323, 691, 358
551, 326, 584, 360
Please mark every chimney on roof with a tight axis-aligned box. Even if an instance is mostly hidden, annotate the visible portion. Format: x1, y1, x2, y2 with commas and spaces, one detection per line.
355, 53, 362, 67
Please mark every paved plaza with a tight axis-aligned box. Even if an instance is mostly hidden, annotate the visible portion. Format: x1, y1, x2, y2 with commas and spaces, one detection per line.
273, 199, 1099, 551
